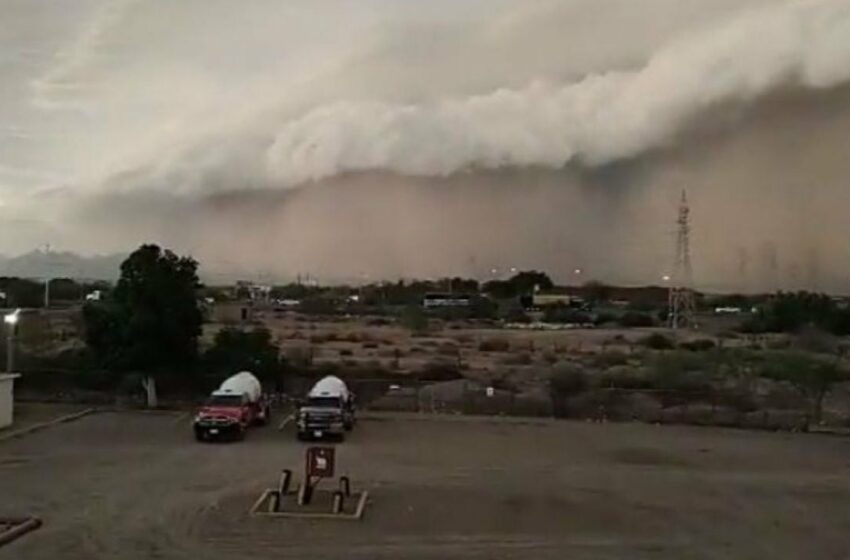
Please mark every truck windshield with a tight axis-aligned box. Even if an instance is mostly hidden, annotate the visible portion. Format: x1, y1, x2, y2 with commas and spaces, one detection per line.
206, 394, 244, 406
308, 397, 340, 408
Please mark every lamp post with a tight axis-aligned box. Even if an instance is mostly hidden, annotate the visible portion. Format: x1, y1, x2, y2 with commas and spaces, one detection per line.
4, 309, 20, 373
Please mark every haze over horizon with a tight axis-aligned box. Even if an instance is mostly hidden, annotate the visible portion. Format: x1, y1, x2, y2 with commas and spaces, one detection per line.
2, 0, 850, 291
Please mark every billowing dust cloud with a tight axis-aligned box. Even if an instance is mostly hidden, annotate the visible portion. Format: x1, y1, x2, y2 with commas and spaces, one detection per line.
4, 0, 850, 291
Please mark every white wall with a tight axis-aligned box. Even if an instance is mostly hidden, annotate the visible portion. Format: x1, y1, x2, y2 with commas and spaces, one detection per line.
0, 374, 19, 428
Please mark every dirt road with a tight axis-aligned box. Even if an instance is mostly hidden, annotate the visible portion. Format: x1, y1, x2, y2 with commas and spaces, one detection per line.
1, 410, 848, 559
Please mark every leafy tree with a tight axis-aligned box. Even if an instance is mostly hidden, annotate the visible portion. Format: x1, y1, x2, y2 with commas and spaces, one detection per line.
203, 327, 283, 390
759, 350, 846, 428
582, 280, 612, 303
747, 291, 850, 335
483, 270, 554, 299
543, 305, 591, 324
0, 277, 43, 307
83, 244, 202, 407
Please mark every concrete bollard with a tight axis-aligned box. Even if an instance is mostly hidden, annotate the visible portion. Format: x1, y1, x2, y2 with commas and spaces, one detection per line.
339, 475, 351, 497
332, 491, 344, 514
267, 491, 280, 513
278, 469, 292, 496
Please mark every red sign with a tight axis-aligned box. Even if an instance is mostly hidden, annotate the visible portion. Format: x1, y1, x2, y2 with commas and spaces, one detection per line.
305, 446, 335, 478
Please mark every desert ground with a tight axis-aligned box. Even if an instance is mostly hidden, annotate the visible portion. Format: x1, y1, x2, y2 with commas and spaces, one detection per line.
1, 407, 849, 559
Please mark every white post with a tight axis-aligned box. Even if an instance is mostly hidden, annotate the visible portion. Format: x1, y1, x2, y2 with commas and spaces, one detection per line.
141, 376, 158, 408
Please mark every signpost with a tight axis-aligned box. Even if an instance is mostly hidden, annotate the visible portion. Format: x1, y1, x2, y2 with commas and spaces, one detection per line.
299, 447, 335, 505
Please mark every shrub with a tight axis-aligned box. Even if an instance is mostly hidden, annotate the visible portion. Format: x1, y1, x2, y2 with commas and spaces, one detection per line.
543, 306, 592, 324
437, 343, 459, 356
640, 333, 675, 350
479, 338, 510, 352
453, 334, 474, 345
596, 366, 652, 389
362, 341, 379, 349
502, 351, 533, 366
339, 348, 353, 357
592, 351, 629, 368
416, 359, 462, 381
679, 339, 717, 352
541, 351, 558, 365
401, 304, 429, 334
618, 311, 655, 328
550, 364, 589, 396
594, 312, 616, 326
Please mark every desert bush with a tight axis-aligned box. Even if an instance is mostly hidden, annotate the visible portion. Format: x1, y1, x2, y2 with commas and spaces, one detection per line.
679, 339, 717, 352
416, 359, 462, 381
596, 366, 652, 389
401, 304, 429, 334
501, 351, 533, 366
592, 351, 629, 368
543, 306, 592, 324
285, 345, 314, 368
479, 338, 510, 352
362, 341, 379, 349
649, 352, 714, 393
550, 364, 590, 417
437, 343, 459, 356
618, 311, 655, 328
640, 333, 675, 350
339, 348, 353, 357
594, 312, 617, 326
541, 351, 558, 365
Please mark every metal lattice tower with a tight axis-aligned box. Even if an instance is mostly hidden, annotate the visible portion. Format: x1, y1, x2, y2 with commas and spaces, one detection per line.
668, 190, 696, 329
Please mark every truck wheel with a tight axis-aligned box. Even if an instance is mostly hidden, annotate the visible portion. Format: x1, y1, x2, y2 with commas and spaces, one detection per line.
344, 420, 353, 432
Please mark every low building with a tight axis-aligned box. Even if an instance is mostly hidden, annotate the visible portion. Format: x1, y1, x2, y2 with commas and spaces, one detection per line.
0, 373, 20, 428
210, 301, 255, 323
422, 293, 471, 309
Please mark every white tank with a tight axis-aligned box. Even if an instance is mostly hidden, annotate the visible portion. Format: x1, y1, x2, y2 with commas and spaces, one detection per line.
308, 375, 349, 400
214, 371, 262, 403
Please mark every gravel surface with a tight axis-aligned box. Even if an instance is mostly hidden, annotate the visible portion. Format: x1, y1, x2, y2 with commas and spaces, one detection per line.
1, 409, 849, 559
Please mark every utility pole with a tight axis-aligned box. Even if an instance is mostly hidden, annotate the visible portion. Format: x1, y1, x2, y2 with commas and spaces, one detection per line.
668, 190, 696, 329
43, 243, 52, 309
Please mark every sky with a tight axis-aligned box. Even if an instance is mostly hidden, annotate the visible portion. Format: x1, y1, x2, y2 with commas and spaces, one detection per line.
1, 0, 850, 290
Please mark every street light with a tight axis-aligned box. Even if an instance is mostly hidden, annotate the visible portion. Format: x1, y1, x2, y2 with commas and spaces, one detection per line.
4, 309, 20, 373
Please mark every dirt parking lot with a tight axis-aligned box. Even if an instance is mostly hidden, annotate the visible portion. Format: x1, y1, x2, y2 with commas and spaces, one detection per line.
1, 409, 849, 559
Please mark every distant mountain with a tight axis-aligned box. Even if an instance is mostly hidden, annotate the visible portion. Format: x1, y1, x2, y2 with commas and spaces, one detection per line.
0, 250, 126, 280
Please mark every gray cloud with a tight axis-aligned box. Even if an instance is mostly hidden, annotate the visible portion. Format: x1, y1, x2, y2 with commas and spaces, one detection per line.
2, 0, 850, 292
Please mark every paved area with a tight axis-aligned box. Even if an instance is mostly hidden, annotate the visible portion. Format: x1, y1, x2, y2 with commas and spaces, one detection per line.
1, 409, 849, 559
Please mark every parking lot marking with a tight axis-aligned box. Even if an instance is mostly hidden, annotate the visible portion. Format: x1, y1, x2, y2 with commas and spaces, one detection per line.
277, 414, 294, 431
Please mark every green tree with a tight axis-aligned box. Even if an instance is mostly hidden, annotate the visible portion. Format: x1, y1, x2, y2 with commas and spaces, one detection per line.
203, 327, 283, 390
582, 280, 612, 303
759, 350, 846, 428
83, 244, 202, 407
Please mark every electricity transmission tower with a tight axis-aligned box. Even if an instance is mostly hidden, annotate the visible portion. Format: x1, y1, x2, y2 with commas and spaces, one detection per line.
668, 190, 696, 329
